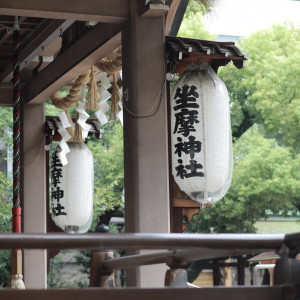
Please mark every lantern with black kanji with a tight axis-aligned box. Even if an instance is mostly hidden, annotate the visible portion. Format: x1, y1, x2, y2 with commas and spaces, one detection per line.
50, 142, 94, 233
170, 62, 233, 206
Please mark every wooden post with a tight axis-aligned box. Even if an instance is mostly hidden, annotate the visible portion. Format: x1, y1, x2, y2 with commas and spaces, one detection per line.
22, 103, 47, 288
165, 257, 187, 287
122, 0, 170, 287
90, 251, 115, 288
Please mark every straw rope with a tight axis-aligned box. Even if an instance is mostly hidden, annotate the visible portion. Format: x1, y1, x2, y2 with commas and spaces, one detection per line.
51, 70, 91, 110
110, 73, 121, 120
86, 66, 99, 110
95, 56, 122, 74
50, 55, 123, 139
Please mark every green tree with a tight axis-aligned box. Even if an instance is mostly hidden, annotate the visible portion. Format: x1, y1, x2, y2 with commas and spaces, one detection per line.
187, 23, 300, 234
0, 107, 12, 288
188, 126, 300, 233
219, 23, 300, 150
89, 122, 124, 225
177, 0, 216, 40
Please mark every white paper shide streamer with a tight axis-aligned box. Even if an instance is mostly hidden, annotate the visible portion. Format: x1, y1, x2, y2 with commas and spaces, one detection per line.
76, 84, 91, 140
51, 142, 94, 233
95, 73, 123, 126
57, 111, 72, 166
170, 62, 233, 206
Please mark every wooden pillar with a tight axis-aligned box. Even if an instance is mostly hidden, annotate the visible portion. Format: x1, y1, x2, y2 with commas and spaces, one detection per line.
22, 103, 47, 288
90, 251, 115, 288
122, 1, 170, 287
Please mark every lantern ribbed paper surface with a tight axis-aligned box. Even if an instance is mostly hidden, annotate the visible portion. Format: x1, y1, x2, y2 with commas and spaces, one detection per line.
51, 142, 94, 233
170, 62, 233, 205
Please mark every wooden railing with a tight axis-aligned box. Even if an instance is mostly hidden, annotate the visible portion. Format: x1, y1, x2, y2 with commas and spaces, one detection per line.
0, 232, 299, 300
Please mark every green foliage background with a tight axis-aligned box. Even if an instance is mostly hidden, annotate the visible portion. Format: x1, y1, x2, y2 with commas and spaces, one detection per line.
184, 19, 300, 233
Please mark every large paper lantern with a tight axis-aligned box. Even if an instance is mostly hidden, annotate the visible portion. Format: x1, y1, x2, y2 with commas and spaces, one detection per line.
51, 142, 94, 233
170, 62, 233, 206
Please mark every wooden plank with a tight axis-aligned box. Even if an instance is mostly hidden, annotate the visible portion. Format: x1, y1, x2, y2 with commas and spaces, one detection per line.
173, 198, 199, 208
0, 233, 287, 251
25, 23, 121, 104
0, 17, 25, 48
0, 0, 129, 23
0, 286, 296, 300
0, 19, 74, 82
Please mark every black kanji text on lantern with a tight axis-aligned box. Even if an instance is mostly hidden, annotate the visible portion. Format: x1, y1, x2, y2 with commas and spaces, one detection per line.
173, 84, 205, 179
51, 152, 67, 216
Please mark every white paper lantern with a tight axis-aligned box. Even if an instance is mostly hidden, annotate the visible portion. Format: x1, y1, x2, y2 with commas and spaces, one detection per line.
51, 142, 94, 233
170, 62, 233, 205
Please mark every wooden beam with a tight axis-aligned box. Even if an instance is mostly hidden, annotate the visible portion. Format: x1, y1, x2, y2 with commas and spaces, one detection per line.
0, 83, 13, 106
165, 0, 181, 35
25, 23, 121, 104
0, 19, 74, 82
0, 0, 129, 23
0, 17, 26, 48
0, 233, 287, 251
0, 286, 296, 300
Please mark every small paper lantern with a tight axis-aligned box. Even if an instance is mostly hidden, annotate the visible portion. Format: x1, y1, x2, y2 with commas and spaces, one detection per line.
170, 62, 233, 205
51, 142, 94, 233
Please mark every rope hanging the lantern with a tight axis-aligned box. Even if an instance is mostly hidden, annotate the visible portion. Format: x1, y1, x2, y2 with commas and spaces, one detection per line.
50, 54, 123, 147
11, 16, 25, 290
86, 66, 99, 110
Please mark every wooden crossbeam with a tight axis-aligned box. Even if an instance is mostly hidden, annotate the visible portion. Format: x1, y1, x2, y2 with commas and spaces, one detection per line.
0, 0, 129, 23
0, 233, 287, 250
0, 286, 296, 300
0, 19, 74, 83
25, 23, 121, 104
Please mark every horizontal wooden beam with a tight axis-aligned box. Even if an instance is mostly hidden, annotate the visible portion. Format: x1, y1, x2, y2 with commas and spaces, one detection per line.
25, 23, 121, 104
102, 247, 261, 269
0, 19, 74, 83
0, 233, 287, 251
0, 286, 296, 300
0, 0, 129, 23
